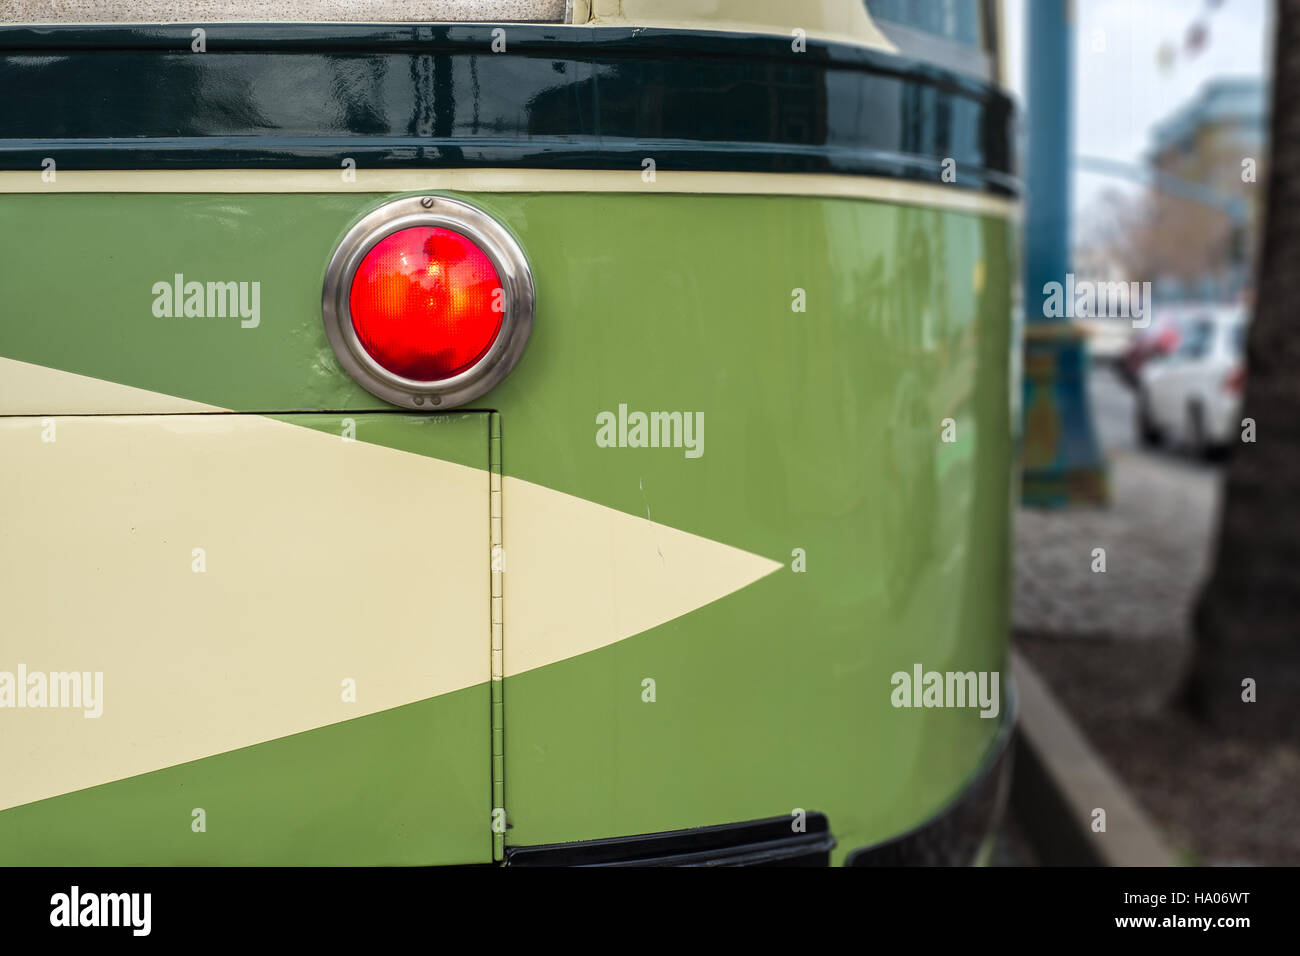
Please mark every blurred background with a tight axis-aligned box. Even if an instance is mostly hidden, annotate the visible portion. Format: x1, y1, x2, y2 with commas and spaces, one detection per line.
874, 0, 1294, 865
1005, 0, 1289, 866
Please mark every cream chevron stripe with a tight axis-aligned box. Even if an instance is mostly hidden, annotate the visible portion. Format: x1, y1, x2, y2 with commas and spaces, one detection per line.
0, 398, 781, 811
0, 354, 224, 414
0, 412, 491, 812
0, 169, 1021, 219
502, 475, 783, 676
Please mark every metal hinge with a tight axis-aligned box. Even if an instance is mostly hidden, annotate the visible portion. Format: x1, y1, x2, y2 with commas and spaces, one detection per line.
489, 412, 506, 861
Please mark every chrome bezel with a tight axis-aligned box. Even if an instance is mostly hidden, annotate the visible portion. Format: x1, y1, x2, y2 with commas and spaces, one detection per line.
321, 195, 535, 410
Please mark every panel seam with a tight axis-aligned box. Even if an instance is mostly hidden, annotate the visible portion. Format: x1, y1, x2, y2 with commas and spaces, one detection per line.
489, 411, 505, 862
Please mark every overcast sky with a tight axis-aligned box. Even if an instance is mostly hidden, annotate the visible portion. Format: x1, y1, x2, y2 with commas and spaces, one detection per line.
1003, 0, 1274, 214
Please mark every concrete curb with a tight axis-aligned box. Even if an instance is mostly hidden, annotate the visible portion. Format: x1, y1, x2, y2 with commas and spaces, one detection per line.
1010, 649, 1179, 866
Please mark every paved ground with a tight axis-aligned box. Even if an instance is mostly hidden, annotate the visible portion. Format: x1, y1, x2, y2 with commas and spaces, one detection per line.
1013, 365, 1224, 643
998, 364, 1213, 866
1006, 366, 1300, 865
1014, 630, 1300, 865
990, 813, 1038, 867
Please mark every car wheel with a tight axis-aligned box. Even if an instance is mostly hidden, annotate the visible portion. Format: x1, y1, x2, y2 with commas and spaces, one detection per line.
1137, 389, 1162, 447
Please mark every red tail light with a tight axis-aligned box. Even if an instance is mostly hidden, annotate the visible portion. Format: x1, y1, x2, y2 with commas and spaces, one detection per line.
349, 227, 504, 381
1223, 362, 1246, 395
322, 196, 535, 410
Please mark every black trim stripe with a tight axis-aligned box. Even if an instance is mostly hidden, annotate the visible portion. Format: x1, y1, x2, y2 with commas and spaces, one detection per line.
0, 24, 1018, 194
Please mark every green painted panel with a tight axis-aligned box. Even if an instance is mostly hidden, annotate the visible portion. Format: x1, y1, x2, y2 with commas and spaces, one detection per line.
0, 192, 383, 412
491, 196, 1014, 864
0, 411, 492, 865
1, 190, 1015, 862
0, 688, 491, 865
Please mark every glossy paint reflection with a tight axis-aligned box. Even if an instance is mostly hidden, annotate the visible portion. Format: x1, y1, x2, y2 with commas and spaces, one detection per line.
0, 25, 1015, 190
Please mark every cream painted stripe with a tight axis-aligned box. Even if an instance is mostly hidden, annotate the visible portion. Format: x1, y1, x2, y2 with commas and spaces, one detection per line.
502, 474, 783, 677
581, 0, 898, 51
0, 386, 782, 810
0, 412, 490, 812
0, 355, 225, 414
0, 169, 1021, 218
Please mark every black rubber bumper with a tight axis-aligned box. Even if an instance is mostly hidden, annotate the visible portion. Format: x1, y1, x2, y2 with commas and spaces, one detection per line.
505, 813, 835, 867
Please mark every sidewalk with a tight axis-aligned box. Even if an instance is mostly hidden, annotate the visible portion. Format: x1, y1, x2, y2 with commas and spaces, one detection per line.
1010, 367, 1300, 865
1014, 369, 1222, 643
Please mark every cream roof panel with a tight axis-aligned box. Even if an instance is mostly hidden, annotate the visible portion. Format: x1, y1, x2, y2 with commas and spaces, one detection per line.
578, 0, 896, 52
2, 0, 568, 23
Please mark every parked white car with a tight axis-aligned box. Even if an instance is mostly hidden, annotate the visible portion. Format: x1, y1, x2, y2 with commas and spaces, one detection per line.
1136, 306, 1248, 457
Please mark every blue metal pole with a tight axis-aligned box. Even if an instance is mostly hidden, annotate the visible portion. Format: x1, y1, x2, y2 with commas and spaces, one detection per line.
1024, 0, 1073, 307
1021, 0, 1109, 506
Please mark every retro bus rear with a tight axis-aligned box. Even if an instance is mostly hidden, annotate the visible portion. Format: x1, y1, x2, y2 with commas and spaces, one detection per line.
0, 0, 1018, 866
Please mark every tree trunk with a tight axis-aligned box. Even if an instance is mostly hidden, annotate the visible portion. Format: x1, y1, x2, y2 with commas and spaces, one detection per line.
1182, 0, 1300, 740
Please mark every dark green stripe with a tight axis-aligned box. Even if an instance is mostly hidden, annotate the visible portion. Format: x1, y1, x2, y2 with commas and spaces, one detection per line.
0, 25, 1018, 194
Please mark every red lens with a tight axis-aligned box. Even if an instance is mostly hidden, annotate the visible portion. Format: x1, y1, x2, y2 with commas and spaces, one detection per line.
349, 226, 504, 381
